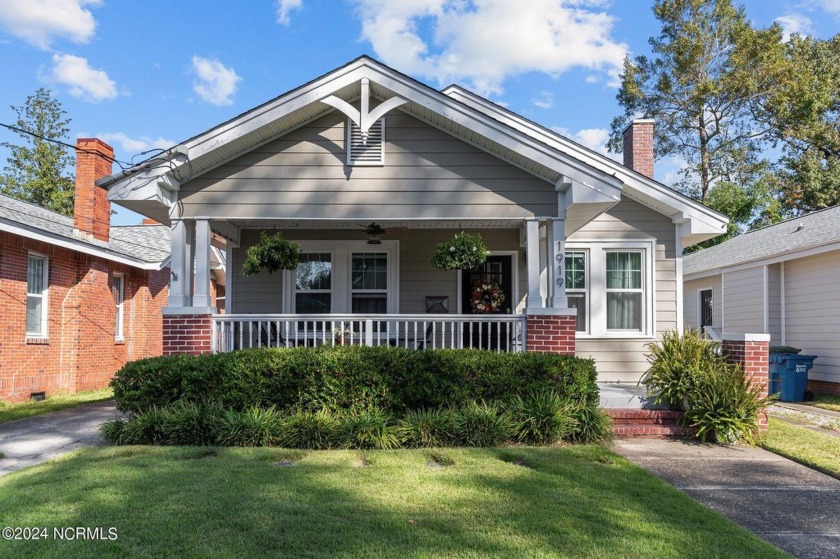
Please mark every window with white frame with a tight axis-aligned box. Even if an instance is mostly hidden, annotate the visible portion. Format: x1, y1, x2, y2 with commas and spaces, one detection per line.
351, 252, 388, 314
294, 253, 333, 314
565, 251, 587, 332
605, 251, 644, 332
113, 274, 125, 340
26, 254, 48, 337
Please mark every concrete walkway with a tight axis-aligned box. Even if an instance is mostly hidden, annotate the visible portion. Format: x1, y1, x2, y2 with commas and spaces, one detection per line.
614, 439, 840, 559
0, 400, 118, 477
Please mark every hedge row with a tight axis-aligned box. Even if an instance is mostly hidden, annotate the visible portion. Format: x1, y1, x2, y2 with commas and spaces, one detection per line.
111, 346, 599, 415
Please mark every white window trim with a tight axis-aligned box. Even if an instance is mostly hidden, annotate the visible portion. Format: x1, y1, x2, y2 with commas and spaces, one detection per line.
565, 249, 589, 335
113, 273, 125, 341
283, 240, 399, 313
566, 240, 655, 339
697, 287, 714, 330
26, 251, 49, 339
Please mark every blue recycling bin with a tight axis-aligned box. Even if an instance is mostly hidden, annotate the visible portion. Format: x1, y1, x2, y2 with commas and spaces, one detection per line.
769, 353, 817, 402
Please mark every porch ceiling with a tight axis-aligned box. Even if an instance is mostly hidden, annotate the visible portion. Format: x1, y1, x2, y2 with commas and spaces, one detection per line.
221, 218, 525, 230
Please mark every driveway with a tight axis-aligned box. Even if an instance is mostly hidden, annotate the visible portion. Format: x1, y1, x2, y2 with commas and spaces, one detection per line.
614, 439, 840, 559
0, 400, 118, 477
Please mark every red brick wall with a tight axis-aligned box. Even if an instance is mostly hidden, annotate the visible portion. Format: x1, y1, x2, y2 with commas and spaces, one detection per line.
622, 120, 654, 179
163, 314, 212, 355
0, 231, 169, 401
526, 313, 576, 355
808, 379, 840, 396
722, 337, 770, 432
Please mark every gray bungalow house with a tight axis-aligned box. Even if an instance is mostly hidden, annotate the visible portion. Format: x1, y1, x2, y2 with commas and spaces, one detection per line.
99, 56, 727, 383
684, 206, 840, 394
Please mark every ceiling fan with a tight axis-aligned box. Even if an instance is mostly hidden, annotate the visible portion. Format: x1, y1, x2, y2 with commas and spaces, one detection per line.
360, 222, 409, 244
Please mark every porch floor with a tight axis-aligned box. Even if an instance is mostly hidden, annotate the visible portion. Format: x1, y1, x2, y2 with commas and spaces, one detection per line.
598, 383, 669, 410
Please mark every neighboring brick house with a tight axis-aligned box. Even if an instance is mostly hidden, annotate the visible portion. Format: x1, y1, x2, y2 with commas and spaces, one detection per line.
0, 139, 173, 401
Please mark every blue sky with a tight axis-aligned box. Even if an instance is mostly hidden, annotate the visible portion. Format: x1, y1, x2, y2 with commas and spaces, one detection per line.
0, 0, 838, 225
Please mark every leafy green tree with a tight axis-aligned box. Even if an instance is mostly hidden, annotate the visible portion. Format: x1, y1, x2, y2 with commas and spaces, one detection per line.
0, 88, 75, 216
608, 0, 781, 203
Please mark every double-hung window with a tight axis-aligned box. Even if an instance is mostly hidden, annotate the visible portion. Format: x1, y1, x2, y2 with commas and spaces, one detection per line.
605, 251, 644, 332
351, 253, 388, 314
699, 289, 713, 329
565, 251, 587, 332
26, 254, 48, 337
113, 274, 125, 340
294, 253, 333, 314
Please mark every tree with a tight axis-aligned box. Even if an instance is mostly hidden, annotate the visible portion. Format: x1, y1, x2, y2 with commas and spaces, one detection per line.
608, 0, 786, 200
0, 88, 75, 216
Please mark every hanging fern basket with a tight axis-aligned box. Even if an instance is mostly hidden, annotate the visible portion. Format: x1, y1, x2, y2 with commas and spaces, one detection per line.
430, 231, 489, 271
242, 231, 301, 276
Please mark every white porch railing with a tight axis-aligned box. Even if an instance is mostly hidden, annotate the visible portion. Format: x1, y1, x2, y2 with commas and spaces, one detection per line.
211, 314, 526, 354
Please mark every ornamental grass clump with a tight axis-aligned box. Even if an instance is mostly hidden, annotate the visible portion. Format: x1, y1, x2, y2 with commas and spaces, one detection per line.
453, 401, 513, 447
506, 390, 577, 445
217, 406, 282, 447
277, 409, 340, 450
398, 408, 456, 448
337, 408, 401, 450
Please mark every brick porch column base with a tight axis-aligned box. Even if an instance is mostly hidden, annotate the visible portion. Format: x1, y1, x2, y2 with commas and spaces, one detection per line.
721, 333, 770, 432
525, 309, 576, 355
163, 313, 213, 355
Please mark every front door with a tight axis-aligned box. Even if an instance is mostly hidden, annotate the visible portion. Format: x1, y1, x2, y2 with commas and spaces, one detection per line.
461, 255, 513, 349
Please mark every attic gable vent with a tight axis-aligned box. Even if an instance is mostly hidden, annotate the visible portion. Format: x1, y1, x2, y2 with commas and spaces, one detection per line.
347, 118, 384, 166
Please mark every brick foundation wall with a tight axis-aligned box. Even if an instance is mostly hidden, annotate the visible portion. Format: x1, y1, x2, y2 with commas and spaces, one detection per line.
163, 314, 213, 355
808, 379, 840, 396
722, 335, 770, 432
0, 231, 168, 401
526, 312, 576, 356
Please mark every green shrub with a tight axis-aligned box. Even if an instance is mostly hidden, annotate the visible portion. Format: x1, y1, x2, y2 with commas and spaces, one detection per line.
217, 406, 282, 447
100, 418, 128, 445
120, 408, 168, 445
398, 408, 455, 448
681, 366, 772, 444
161, 399, 225, 446
337, 408, 401, 450
566, 401, 613, 444
453, 401, 513, 447
277, 409, 340, 449
111, 346, 599, 416
507, 390, 577, 445
641, 329, 723, 407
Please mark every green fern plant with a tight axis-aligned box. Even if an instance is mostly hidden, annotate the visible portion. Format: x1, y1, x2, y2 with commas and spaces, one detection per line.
641, 329, 724, 407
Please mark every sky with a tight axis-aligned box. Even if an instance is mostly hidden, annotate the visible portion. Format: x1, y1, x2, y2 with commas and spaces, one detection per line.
0, 0, 838, 226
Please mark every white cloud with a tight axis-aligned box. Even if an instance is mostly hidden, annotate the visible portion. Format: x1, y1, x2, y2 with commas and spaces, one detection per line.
277, 0, 303, 25
0, 0, 100, 50
553, 126, 618, 160
811, 0, 840, 17
775, 14, 813, 40
44, 53, 117, 101
98, 132, 175, 155
353, 0, 628, 96
191, 56, 241, 106
532, 91, 553, 109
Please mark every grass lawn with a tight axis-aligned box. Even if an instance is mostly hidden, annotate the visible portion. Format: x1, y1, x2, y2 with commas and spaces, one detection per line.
810, 393, 840, 413
0, 446, 784, 559
0, 388, 112, 425
761, 417, 840, 479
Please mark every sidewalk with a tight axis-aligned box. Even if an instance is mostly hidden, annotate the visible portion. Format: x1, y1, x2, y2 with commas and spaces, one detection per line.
0, 400, 118, 477
614, 439, 840, 559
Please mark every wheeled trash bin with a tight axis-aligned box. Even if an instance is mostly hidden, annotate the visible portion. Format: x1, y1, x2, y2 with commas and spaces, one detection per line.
769, 352, 817, 402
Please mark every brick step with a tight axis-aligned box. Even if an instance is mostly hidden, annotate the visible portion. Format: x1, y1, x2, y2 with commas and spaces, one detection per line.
607, 409, 697, 439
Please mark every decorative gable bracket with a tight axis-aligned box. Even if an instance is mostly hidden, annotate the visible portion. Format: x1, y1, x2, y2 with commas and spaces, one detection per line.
321, 78, 407, 144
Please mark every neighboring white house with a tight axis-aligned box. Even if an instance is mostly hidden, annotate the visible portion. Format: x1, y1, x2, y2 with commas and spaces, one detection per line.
683, 206, 840, 393
99, 56, 727, 382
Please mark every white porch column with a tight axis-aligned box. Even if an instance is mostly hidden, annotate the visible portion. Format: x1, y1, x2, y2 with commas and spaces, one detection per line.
193, 218, 214, 309
547, 189, 568, 309
525, 219, 544, 309
168, 219, 193, 307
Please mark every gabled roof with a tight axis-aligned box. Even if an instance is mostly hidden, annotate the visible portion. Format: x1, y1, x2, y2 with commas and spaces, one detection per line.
684, 205, 840, 276
100, 55, 727, 244
0, 194, 169, 268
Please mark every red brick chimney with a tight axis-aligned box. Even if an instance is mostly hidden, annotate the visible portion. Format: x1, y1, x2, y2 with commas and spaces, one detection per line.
622, 119, 654, 179
74, 138, 114, 243
142, 218, 160, 225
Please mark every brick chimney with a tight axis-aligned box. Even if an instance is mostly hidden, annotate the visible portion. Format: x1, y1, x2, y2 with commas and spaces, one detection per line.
142, 218, 160, 225
622, 119, 654, 179
74, 138, 114, 243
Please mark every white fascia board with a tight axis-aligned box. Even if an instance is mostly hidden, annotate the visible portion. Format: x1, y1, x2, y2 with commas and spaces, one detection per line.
444, 85, 728, 233
0, 219, 162, 270
684, 269, 723, 282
